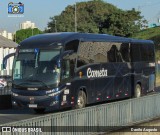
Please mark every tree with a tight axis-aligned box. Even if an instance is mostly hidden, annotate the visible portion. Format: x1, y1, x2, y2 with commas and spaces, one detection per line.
45, 0, 147, 37
100, 8, 147, 37
45, 0, 118, 33
14, 28, 43, 44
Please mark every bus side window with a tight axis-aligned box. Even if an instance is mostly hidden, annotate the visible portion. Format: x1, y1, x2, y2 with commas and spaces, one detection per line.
131, 43, 141, 62
107, 45, 117, 62
77, 42, 91, 68
120, 43, 130, 62
64, 40, 79, 52
141, 44, 149, 62
148, 44, 155, 62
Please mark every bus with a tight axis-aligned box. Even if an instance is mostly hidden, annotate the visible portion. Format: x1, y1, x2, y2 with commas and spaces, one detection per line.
3, 32, 156, 113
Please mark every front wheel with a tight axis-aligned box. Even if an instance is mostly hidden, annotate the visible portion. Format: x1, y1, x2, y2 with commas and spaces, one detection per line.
134, 84, 141, 98
75, 91, 86, 109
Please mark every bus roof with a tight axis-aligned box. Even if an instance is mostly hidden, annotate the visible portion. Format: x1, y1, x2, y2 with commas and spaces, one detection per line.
19, 32, 154, 47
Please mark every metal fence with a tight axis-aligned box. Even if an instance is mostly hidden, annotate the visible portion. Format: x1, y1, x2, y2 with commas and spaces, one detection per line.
0, 87, 11, 95
1, 93, 160, 135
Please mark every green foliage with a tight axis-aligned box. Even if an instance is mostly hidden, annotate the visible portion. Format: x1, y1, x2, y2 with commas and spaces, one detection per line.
156, 72, 160, 86
14, 28, 43, 44
101, 8, 146, 37
131, 26, 160, 61
132, 27, 160, 43
156, 50, 160, 61
45, 0, 145, 37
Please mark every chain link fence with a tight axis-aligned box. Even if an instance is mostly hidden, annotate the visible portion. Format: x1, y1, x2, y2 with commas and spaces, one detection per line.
0, 87, 11, 95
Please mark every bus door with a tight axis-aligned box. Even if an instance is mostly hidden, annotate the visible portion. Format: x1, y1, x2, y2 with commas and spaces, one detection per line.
60, 55, 75, 107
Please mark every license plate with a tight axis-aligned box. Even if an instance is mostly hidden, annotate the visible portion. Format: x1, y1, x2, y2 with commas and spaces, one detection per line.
29, 104, 37, 108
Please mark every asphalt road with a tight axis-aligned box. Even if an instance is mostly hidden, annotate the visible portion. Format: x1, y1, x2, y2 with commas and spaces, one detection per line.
0, 108, 43, 125
0, 86, 160, 126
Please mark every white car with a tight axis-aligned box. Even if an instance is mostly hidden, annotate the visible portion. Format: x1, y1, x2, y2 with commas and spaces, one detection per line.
0, 78, 7, 88
0, 83, 5, 89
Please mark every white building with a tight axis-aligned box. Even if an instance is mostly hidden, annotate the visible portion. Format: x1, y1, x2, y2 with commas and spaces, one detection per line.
0, 30, 13, 40
20, 21, 36, 29
0, 35, 18, 76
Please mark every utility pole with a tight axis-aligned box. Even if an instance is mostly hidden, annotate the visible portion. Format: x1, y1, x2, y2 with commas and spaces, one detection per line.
75, 3, 77, 32
15, 24, 17, 43
55, 20, 57, 32
32, 27, 33, 36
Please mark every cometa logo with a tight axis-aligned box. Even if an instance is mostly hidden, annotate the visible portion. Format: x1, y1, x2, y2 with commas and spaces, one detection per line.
87, 68, 108, 78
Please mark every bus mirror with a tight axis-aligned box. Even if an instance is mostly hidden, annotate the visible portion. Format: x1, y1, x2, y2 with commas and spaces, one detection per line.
1, 63, 6, 70
2, 53, 15, 70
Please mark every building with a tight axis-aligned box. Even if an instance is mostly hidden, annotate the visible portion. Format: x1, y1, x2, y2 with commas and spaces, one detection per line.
0, 30, 13, 40
0, 35, 18, 75
20, 21, 36, 29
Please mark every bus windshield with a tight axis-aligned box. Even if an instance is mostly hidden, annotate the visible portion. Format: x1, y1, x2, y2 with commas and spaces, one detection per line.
13, 48, 61, 89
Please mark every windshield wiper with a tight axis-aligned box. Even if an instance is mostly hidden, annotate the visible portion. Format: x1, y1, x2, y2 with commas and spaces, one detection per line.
26, 79, 50, 89
13, 82, 32, 88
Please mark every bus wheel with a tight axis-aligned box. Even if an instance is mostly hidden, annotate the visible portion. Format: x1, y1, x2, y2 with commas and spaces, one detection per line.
33, 108, 45, 114
76, 91, 86, 109
134, 84, 141, 98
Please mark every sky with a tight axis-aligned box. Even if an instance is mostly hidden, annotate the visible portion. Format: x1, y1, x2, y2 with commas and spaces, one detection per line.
0, 0, 160, 33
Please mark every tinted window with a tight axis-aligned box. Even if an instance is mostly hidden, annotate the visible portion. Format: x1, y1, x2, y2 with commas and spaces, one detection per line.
107, 43, 129, 62
65, 40, 79, 52
107, 45, 117, 62
77, 41, 117, 68
148, 44, 155, 62
77, 42, 94, 67
64, 40, 79, 69
131, 43, 141, 62
140, 44, 148, 62
93, 42, 109, 63
120, 43, 130, 62
77, 41, 130, 67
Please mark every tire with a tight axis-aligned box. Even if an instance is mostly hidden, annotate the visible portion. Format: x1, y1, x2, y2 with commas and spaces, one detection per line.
34, 108, 45, 114
75, 91, 87, 109
134, 84, 141, 98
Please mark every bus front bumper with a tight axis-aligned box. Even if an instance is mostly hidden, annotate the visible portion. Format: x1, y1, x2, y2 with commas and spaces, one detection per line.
12, 95, 60, 109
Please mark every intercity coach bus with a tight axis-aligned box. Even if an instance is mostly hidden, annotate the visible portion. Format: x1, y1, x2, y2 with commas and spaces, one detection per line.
3, 32, 155, 113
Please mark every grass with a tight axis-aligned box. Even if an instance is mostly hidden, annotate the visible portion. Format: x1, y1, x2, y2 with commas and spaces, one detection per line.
156, 73, 160, 86
132, 26, 160, 42
132, 27, 160, 61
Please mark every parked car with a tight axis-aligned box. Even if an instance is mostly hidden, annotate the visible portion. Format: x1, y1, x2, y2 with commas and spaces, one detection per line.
0, 83, 5, 89
0, 75, 12, 87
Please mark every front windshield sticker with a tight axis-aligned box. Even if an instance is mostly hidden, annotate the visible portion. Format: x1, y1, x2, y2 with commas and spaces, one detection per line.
19, 49, 34, 53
